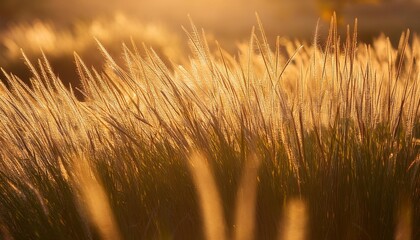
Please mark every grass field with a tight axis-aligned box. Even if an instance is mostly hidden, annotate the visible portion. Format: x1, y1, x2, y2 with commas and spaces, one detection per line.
0, 15, 419, 239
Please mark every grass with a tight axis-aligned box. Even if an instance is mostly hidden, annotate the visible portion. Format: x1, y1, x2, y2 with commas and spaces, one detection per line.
0, 14, 183, 96
0, 15, 419, 239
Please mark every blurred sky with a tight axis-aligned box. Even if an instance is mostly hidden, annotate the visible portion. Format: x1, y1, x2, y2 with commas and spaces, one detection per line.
1, 0, 420, 43
1, 0, 419, 91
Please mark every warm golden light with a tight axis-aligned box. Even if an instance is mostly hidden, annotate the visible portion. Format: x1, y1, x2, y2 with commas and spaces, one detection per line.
0, 0, 419, 239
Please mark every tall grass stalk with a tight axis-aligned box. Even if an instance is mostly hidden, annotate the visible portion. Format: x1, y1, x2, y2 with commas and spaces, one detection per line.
278, 199, 307, 240
188, 151, 227, 240
72, 154, 122, 240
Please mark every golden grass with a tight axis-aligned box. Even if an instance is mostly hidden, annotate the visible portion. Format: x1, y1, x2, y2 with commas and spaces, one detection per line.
279, 199, 308, 240
72, 155, 122, 240
0, 14, 418, 239
188, 151, 227, 240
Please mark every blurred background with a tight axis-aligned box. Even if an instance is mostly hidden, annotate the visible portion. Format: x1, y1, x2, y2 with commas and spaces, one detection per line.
0, 0, 419, 93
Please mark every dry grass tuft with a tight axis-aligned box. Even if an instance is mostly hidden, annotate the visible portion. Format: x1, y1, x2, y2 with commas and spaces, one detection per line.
0, 15, 418, 239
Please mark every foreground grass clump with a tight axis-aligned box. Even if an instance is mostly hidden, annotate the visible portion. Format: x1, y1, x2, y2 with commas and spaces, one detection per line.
0, 16, 419, 239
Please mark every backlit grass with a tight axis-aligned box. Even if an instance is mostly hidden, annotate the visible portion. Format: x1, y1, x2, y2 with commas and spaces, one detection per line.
0, 15, 419, 239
